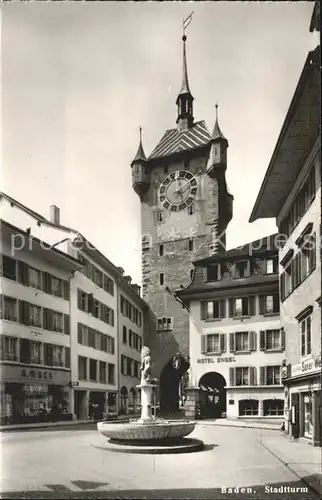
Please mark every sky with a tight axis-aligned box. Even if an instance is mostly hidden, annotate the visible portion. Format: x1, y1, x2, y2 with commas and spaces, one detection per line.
1, 1, 318, 285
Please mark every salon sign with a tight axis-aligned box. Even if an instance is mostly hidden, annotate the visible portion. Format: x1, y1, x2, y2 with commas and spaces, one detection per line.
291, 355, 321, 378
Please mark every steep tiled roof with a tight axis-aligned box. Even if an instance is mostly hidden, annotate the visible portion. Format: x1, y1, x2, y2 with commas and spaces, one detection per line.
0, 192, 48, 223
148, 121, 210, 160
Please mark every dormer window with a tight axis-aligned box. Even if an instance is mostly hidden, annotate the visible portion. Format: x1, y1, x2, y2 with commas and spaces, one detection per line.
207, 263, 221, 282
234, 260, 249, 278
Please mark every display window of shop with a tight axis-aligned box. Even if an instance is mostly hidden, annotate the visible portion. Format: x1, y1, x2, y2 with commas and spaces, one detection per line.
2, 296, 18, 322
300, 315, 312, 356
0, 336, 18, 361
304, 395, 313, 439
239, 399, 258, 416
28, 267, 42, 290
23, 384, 49, 416
263, 399, 284, 416
29, 304, 42, 328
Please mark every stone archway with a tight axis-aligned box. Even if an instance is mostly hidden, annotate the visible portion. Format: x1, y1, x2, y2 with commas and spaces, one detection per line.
160, 356, 189, 414
198, 372, 227, 418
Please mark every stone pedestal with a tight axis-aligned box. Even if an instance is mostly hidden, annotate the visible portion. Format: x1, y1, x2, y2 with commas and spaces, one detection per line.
136, 384, 155, 422
185, 387, 200, 419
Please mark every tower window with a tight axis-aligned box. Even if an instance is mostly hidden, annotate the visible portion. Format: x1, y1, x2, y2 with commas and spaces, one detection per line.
159, 273, 164, 286
184, 160, 190, 170
159, 244, 164, 257
157, 211, 163, 223
188, 205, 193, 215
189, 239, 194, 251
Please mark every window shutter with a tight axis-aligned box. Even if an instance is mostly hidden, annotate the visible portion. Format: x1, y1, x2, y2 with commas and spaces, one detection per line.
220, 299, 226, 318
259, 366, 265, 385
63, 281, 70, 300
250, 367, 256, 386
229, 333, 235, 352
47, 310, 53, 331
77, 289, 82, 309
111, 309, 115, 327
229, 367, 235, 386
259, 295, 265, 315
18, 261, 28, 285
64, 314, 70, 335
291, 260, 296, 289
65, 347, 70, 368
281, 328, 285, 349
260, 330, 266, 350
229, 299, 235, 317
280, 273, 285, 301
19, 301, 28, 325
250, 331, 257, 351
200, 335, 206, 354
200, 301, 207, 320
0, 295, 3, 319
249, 296, 255, 316
220, 334, 226, 353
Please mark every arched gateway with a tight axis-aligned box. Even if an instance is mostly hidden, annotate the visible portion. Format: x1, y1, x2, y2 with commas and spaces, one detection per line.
160, 356, 189, 414
198, 372, 227, 418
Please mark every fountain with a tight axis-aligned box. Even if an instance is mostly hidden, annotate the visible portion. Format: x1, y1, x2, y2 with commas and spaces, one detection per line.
97, 346, 204, 453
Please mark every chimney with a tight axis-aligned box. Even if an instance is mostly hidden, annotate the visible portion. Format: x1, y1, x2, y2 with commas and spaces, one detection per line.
117, 267, 125, 276
124, 275, 132, 284
50, 205, 60, 225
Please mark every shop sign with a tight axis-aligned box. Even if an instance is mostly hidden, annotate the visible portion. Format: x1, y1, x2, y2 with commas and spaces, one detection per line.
21, 369, 53, 381
291, 355, 321, 378
1, 364, 70, 386
196, 356, 236, 364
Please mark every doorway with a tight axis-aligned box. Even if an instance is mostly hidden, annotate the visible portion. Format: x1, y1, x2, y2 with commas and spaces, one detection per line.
198, 372, 227, 418
160, 356, 189, 414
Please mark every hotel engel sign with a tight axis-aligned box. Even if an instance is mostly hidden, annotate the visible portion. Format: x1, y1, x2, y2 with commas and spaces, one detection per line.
197, 356, 236, 364
291, 354, 321, 378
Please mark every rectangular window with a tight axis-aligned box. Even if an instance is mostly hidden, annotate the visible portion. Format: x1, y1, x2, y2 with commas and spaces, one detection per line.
133, 361, 139, 378
235, 260, 249, 278
157, 316, 173, 331
78, 356, 87, 380
259, 294, 279, 315
123, 326, 127, 344
201, 300, 225, 320
30, 341, 42, 364
263, 399, 284, 416
265, 330, 281, 350
108, 364, 115, 384
20, 338, 31, 363
266, 366, 281, 385
2, 256, 17, 281
236, 367, 249, 386
265, 258, 278, 275
99, 361, 106, 383
2, 296, 18, 322
127, 358, 132, 376
235, 332, 249, 352
206, 334, 220, 353
51, 276, 63, 297
301, 316, 312, 356
229, 297, 254, 317
239, 400, 258, 416
159, 273, 164, 286
207, 264, 221, 282
121, 355, 125, 375
78, 290, 87, 312
93, 299, 100, 318
51, 311, 63, 332
29, 304, 42, 328
89, 359, 97, 381
28, 267, 42, 289
159, 244, 164, 257
129, 330, 133, 347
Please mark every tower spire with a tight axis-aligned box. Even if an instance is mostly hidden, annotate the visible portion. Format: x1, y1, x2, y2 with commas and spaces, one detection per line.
211, 103, 227, 142
132, 126, 146, 164
176, 13, 194, 132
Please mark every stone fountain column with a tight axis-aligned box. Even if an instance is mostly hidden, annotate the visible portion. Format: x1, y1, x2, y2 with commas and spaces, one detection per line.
136, 383, 156, 423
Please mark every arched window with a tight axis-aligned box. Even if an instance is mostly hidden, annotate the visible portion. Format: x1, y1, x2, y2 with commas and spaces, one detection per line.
263, 399, 284, 416
239, 399, 258, 416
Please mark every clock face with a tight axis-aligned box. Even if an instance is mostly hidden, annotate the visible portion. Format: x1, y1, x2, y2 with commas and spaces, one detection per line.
159, 170, 198, 211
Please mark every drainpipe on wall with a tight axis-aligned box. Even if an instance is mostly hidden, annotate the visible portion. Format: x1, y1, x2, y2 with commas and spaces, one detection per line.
116, 281, 120, 415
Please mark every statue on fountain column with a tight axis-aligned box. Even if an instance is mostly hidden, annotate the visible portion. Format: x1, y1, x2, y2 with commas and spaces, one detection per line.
140, 346, 153, 385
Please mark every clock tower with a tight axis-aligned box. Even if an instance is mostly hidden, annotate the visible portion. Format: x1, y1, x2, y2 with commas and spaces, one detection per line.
131, 33, 233, 412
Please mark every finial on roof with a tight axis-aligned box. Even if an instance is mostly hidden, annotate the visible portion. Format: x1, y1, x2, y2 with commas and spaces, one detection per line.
176, 13, 194, 131
131, 126, 146, 164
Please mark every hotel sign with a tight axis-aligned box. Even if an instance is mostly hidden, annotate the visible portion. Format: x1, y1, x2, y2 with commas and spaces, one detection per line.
197, 356, 236, 364
291, 355, 321, 378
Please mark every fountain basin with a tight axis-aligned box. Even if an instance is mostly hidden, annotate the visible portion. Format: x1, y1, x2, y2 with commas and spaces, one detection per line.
97, 419, 195, 441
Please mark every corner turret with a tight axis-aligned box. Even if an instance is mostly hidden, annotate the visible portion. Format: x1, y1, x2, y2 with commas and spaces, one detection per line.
131, 127, 150, 200
206, 104, 229, 177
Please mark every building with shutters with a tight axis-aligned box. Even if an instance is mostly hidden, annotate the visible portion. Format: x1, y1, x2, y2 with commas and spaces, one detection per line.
176, 234, 285, 421
0, 220, 80, 425
249, 5, 321, 445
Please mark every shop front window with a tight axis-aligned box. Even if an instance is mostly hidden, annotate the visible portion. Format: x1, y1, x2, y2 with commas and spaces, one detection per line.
239, 399, 258, 416
263, 399, 284, 416
304, 395, 313, 439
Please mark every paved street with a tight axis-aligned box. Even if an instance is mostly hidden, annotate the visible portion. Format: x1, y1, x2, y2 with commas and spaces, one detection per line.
1, 424, 320, 499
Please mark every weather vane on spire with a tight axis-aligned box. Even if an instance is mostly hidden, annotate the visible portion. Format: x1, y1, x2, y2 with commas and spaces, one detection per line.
182, 11, 194, 39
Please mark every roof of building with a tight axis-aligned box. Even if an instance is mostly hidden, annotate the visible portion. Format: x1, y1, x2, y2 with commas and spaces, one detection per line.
249, 46, 320, 223
148, 120, 210, 160
0, 191, 147, 307
310, 2, 320, 32
131, 127, 147, 164
178, 35, 192, 96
